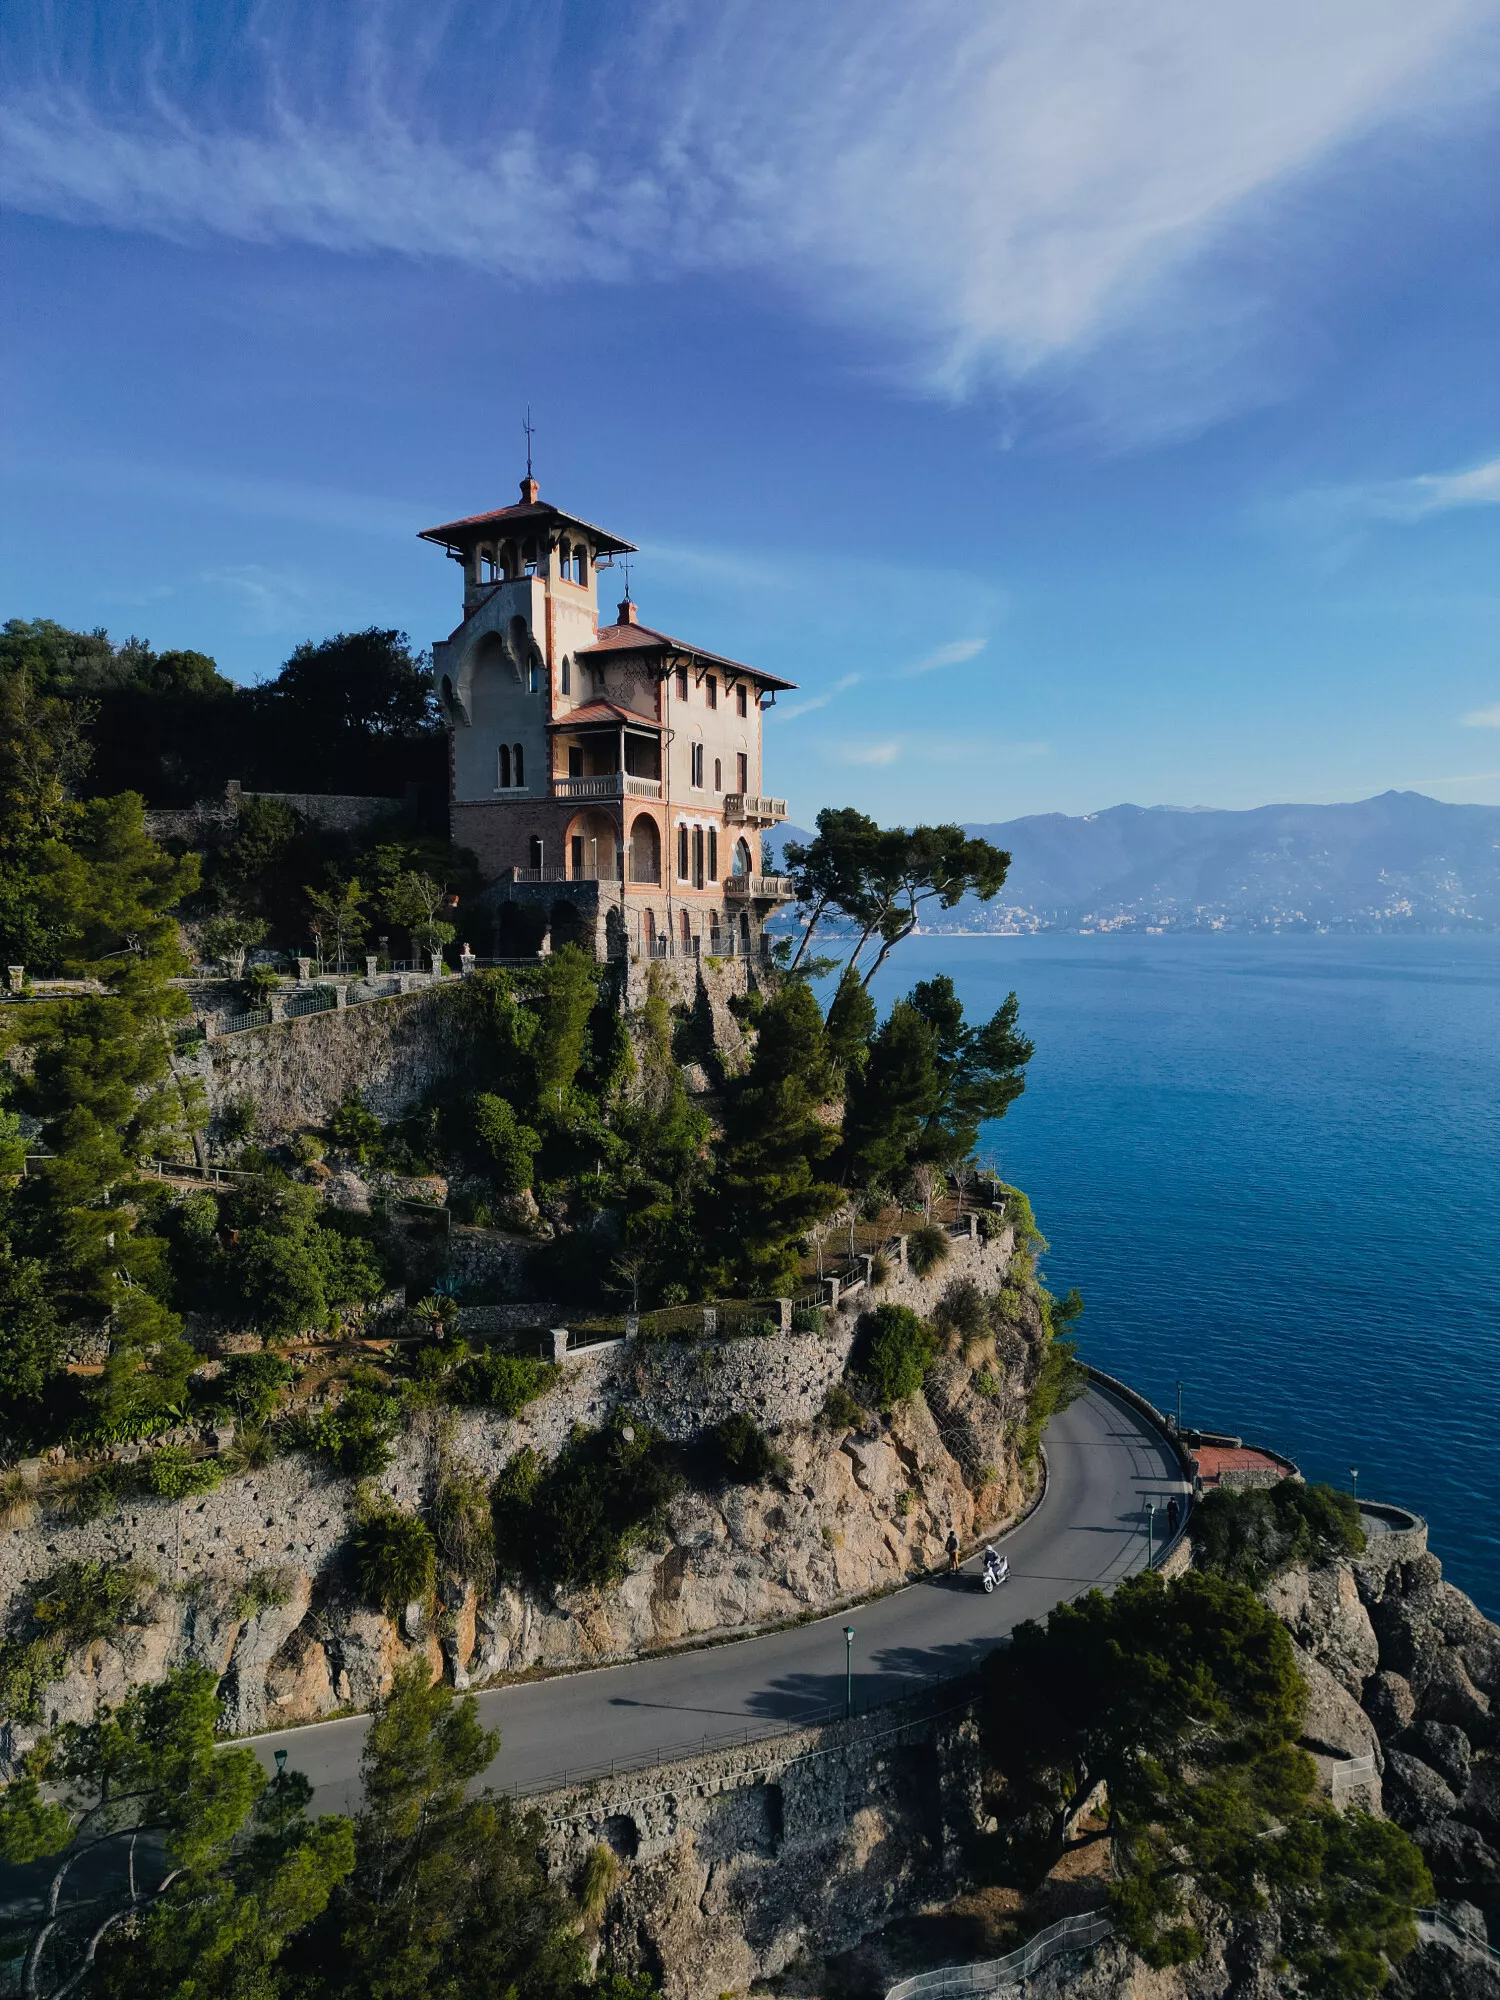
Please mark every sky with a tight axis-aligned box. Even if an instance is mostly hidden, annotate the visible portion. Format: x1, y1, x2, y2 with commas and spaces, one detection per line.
3, 0, 1499, 824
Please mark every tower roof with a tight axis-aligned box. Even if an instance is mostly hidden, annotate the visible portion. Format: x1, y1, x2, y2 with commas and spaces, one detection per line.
418, 478, 636, 557
580, 615, 798, 692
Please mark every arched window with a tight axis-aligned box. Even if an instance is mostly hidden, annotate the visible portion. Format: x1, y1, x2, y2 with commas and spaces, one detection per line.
513, 743, 525, 786
478, 545, 498, 583
573, 548, 587, 584
440, 674, 454, 709
528, 660, 540, 694
692, 826, 705, 889
523, 538, 540, 577
713, 756, 722, 792
709, 909, 721, 953
708, 828, 718, 880
499, 744, 511, 788
630, 815, 661, 884
501, 543, 518, 580
733, 838, 752, 877
557, 538, 570, 578
561, 654, 571, 696
690, 742, 704, 788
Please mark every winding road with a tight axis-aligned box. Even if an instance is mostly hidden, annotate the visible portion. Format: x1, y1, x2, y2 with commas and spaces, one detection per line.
248, 1384, 1190, 1811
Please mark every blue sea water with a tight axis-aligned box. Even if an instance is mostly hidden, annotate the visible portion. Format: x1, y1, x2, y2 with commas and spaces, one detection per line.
865, 935, 1500, 1617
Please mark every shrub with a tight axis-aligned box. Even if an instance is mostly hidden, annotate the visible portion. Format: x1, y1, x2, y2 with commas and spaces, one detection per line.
351, 1505, 437, 1615
142, 1447, 224, 1499
201, 1352, 294, 1428
868, 1249, 892, 1288
973, 1369, 1000, 1399
290, 1132, 326, 1167
228, 1568, 295, 1620
820, 1381, 866, 1430
578, 1843, 618, 1926
434, 1472, 497, 1593
737, 1315, 779, 1339
58, 1463, 128, 1524
791, 1305, 823, 1335
330, 1093, 384, 1162
1191, 1480, 1365, 1590
996, 1182, 1047, 1252
0, 1470, 38, 1533
302, 1369, 400, 1476
451, 1350, 558, 1416
494, 1423, 679, 1591
933, 1275, 988, 1344
860, 1304, 936, 1407
906, 1224, 950, 1278
709, 1413, 784, 1486
27, 1560, 154, 1652
471, 1092, 540, 1195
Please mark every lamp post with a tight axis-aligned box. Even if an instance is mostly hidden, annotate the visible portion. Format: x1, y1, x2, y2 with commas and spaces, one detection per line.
1350, 1467, 1359, 1505
1176, 1380, 1183, 1433
1145, 1501, 1157, 1572
844, 1626, 855, 1720
274, 1749, 287, 1775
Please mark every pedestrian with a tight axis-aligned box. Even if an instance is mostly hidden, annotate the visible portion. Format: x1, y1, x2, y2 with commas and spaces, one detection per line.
946, 1529, 959, 1574
1167, 1496, 1181, 1536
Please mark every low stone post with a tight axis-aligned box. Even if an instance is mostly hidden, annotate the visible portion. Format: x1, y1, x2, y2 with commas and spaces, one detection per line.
429, 950, 444, 980
861, 1254, 875, 1285
460, 945, 476, 978
6, 965, 23, 994
894, 1235, 908, 1269
702, 1306, 717, 1337
203, 1014, 220, 1041
823, 1275, 841, 1310
296, 956, 312, 983
965, 1212, 978, 1240
268, 993, 287, 1022
624, 1314, 639, 1341
776, 1298, 793, 1333
550, 1327, 570, 1364
365, 954, 378, 982
329, 982, 350, 1010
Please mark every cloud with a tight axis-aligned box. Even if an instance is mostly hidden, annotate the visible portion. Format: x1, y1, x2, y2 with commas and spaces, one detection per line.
3, 1, 1493, 410
841, 742, 901, 767
1462, 703, 1500, 728
776, 674, 860, 722
900, 638, 987, 677
1273, 453, 1500, 537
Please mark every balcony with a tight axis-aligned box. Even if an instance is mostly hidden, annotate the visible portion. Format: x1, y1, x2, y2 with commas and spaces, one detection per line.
552, 773, 663, 801
723, 793, 788, 825
724, 873, 795, 901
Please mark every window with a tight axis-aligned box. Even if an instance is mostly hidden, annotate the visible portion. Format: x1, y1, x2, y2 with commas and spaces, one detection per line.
677, 825, 689, 881
693, 827, 705, 889
561, 655, 571, 696
676, 665, 688, 702
529, 836, 544, 870
571, 835, 585, 879
513, 743, 524, 787
733, 838, 752, 877
499, 745, 511, 788
709, 910, 721, 952
523, 539, 539, 577
691, 742, 704, 788
574, 549, 587, 584
558, 539, 569, 577
708, 828, 718, 880
737, 752, 748, 792
680, 910, 692, 952
706, 674, 718, 709
713, 757, 722, 792
479, 546, 497, 583
736, 683, 748, 718
568, 746, 584, 779
528, 661, 540, 694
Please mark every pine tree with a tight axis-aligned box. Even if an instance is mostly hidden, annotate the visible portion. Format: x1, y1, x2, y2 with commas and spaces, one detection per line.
839, 999, 940, 1190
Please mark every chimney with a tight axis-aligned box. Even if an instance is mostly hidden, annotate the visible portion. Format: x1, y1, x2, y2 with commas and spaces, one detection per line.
617, 598, 638, 625
519, 476, 539, 504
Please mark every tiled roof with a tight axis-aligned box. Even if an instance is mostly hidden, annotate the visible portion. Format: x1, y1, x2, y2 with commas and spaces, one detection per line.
418, 499, 635, 556
547, 701, 659, 730
580, 621, 798, 692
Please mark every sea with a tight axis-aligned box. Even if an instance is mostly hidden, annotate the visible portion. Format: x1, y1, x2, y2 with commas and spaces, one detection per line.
864, 934, 1500, 1617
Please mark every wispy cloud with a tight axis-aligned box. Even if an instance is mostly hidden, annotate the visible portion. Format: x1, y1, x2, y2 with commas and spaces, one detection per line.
899, 638, 987, 677
841, 742, 901, 767
1273, 453, 1500, 537
778, 673, 861, 722
3, 1, 1492, 413
1462, 702, 1500, 728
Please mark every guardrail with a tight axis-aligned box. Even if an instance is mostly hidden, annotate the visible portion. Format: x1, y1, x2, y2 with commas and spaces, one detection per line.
1417, 1906, 1500, 1966
1330, 1753, 1377, 1798
885, 1911, 1114, 1999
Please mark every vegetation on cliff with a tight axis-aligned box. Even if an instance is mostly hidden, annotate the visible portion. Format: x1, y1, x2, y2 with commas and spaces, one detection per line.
1191, 1477, 1366, 1589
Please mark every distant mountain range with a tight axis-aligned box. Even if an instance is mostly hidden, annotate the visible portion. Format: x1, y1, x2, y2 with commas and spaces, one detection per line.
773, 791, 1500, 933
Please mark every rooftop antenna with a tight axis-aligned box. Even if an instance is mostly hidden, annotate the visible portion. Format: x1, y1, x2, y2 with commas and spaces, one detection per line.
522, 405, 536, 481
621, 556, 633, 600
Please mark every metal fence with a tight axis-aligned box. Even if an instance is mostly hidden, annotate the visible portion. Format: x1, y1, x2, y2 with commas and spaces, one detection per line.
885, 1912, 1114, 2000
1416, 1906, 1500, 1966
1330, 1753, 1377, 1797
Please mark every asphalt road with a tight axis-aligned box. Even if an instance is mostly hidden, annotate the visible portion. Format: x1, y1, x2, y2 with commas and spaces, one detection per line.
248, 1385, 1191, 1812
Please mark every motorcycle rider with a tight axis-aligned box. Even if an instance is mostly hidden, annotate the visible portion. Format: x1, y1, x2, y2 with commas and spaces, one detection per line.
983, 1546, 1007, 1588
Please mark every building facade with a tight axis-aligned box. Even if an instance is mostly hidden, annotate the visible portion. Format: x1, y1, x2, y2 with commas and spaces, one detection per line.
422, 478, 794, 964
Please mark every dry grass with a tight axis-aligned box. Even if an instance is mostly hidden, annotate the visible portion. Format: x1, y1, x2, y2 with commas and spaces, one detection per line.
0, 1468, 39, 1531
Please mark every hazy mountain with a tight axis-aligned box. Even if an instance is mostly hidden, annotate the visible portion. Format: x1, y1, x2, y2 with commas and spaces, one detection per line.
773, 792, 1500, 933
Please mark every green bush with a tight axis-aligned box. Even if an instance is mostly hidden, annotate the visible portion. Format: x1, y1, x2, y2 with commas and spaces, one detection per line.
906, 1223, 950, 1278
227, 1569, 295, 1620
868, 1249, 893, 1288
302, 1370, 400, 1476
709, 1413, 785, 1485
199, 1352, 294, 1428
860, 1304, 936, 1407
791, 1304, 823, 1335
330, 1093, 383, 1163
27, 1560, 154, 1652
820, 1381, 866, 1430
933, 1275, 988, 1344
1017, 1333, 1087, 1463
290, 1131, 326, 1167
1191, 1480, 1365, 1590
470, 1092, 540, 1195
996, 1182, 1047, 1251
141, 1447, 223, 1499
737, 1315, 779, 1339
351, 1505, 437, 1615
451, 1349, 558, 1415
494, 1422, 679, 1591
434, 1473, 496, 1593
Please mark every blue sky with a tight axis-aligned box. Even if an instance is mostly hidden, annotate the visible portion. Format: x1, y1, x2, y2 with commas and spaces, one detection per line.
3, 0, 1499, 822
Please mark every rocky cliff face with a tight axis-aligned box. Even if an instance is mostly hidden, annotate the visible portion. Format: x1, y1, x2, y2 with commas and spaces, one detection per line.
1, 1233, 1033, 1767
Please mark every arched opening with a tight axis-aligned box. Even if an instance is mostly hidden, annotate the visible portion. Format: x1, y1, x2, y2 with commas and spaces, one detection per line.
680, 910, 692, 953
733, 838, 752, 878
630, 814, 661, 885
713, 756, 722, 793
513, 743, 525, 787
496, 901, 546, 958
692, 826, 705, 889
605, 906, 626, 960
500, 542, 518, 580
557, 537, 570, 578
708, 828, 718, 880
478, 544, 498, 583
573, 547, 587, 584
498, 744, 511, 788
566, 810, 618, 881
709, 909, 721, 954
550, 899, 591, 952
676, 824, 689, 882
523, 538, 540, 577
561, 654, 571, 696
739, 912, 751, 951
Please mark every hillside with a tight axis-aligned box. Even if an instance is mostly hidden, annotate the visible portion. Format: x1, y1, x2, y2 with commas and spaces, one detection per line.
776, 791, 1500, 932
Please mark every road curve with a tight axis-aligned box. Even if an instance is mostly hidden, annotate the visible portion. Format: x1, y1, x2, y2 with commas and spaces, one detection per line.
248, 1385, 1189, 1812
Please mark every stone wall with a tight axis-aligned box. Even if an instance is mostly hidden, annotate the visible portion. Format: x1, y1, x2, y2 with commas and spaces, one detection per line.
532, 1685, 985, 2000
144, 783, 415, 849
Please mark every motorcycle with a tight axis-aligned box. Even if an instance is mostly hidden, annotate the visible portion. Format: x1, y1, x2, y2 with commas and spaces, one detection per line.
982, 1553, 1008, 1593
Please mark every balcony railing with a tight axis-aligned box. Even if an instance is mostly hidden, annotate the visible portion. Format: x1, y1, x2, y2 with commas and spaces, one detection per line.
724, 874, 795, 901
552, 773, 662, 801
507, 866, 621, 885
723, 792, 788, 824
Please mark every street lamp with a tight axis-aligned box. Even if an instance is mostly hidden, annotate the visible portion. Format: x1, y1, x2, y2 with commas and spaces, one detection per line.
274, 1749, 287, 1775
844, 1626, 855, 1719
1350, 1467, 1359, 1505
1145, 1501, 1157, 1572
1176, 1380, 1183, 1433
